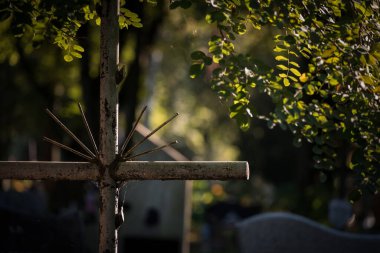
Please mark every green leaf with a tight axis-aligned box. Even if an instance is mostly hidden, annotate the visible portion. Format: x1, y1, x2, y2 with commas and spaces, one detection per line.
122, 9, 139, 18
354, 2, 367, 15
273, 46, 286, 52
130, 16, 141, 23
283, 78, 290, 86
276, 65, 288, 70
360, 54, 367, 65
362, 75, 374, 85
191, 51, 206, 60
326, 57, 339, 64
235, 23, 247, 35
230, 111, 238, 118
283, 41, 291, 48
275, 55, 288, 61
297, 101, 306, 110
71, 51, 82, 58
329, 78, 339, 86
300, 50, 311, 59
306, 84, 315, 95
229, 103, 244, 118
321, 47, 336, 58
96, 17, 101, 26
64, 55, 73, 62
212, 54, 223, 63
270, 81, 283, 90
289, 51, 299, 57
317, 115, 328, 124
290, 68, 301, 77
290, 61, 300, 68
73, 45, 84, 52
132, 22, 143, 28
299, 73, 308, 83
236, 114, 250, 131
301, 47, 312, 54
239, 121, 250, 131
368, 54, 378, 65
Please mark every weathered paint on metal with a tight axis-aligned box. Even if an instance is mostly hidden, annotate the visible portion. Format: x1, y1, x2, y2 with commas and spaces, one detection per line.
0, 161, 249, 181
99, 0, 119, 252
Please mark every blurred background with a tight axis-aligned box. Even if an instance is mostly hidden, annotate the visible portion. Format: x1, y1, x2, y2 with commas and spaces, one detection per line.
1, 2, 379, 253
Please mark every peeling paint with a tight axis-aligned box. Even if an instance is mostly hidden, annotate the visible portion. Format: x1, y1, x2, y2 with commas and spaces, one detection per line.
104, 99, 110, 119
112, 115, 116, 136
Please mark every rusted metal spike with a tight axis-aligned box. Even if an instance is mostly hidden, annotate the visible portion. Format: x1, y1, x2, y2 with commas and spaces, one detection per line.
123, 112, 179, 158
78, 103, 99, 156
45, 108, 96, 158
43, 137, 94, 161
119, 105, 147, 157
123, 140, 178, 161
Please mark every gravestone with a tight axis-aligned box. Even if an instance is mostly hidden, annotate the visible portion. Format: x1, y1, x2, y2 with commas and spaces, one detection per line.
237, 212, 380, 253
328, 198, 353, 230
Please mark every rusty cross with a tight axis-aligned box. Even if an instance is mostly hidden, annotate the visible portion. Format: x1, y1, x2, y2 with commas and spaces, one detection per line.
0, 0, 249, 252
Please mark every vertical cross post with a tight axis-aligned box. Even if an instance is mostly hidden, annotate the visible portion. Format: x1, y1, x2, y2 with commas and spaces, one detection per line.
99, 0, 119, 251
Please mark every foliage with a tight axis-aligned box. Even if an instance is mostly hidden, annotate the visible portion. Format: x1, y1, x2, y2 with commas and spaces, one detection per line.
2, 0, 379, 198
173, 0, 380, 198
0, 0, 148, 62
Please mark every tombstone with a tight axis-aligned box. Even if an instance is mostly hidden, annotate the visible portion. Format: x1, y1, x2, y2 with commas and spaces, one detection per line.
237, 212, 380, 253
118, 124, 192, 253
328, 198, 353, 230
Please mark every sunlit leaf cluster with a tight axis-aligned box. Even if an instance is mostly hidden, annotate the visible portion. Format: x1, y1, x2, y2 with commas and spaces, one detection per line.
179, 0, 380, 197
0, 0, 146, 62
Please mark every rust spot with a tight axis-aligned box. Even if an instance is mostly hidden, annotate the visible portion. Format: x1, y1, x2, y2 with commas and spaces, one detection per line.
99, 165, 106, 178
99, 202, 103, 214
105, 99, 110, 119
112, 114, 116, 135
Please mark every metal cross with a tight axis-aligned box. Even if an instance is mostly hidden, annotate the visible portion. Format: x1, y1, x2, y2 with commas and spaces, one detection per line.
0, 0, 249, 252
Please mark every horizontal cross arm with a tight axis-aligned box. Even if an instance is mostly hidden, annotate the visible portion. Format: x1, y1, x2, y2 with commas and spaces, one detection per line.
0, 161, 249, 181
0, 162, 98, 180
116, 161, 249, 180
